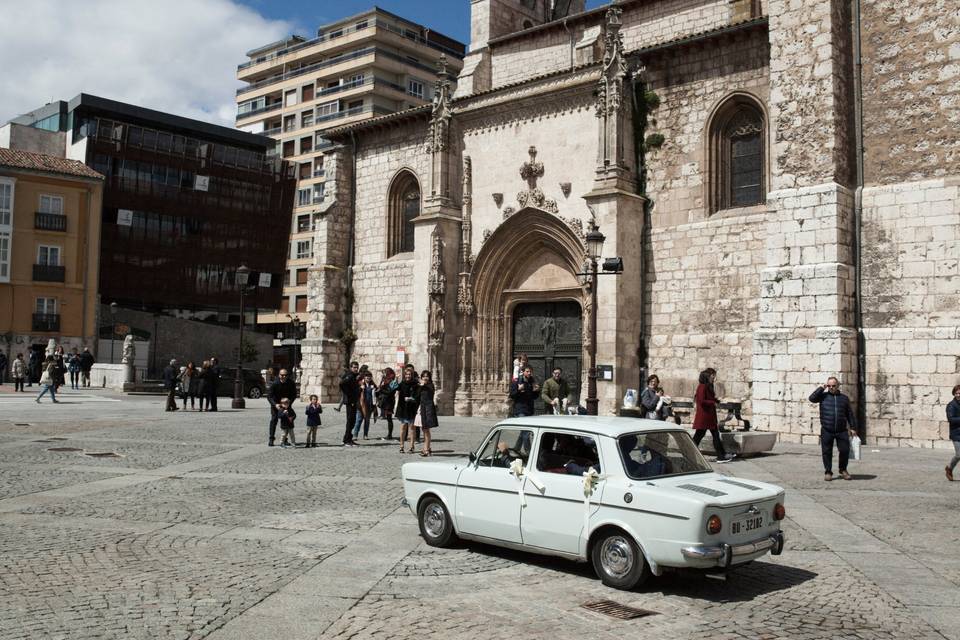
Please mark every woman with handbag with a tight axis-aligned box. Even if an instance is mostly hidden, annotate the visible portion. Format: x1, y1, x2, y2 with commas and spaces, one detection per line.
35, 356, 59, 403
377, 367, 399, 440
396, 367, 420, 453
418, 370, 438, 457
692, 368, 734, 463
179, 361, 198, 410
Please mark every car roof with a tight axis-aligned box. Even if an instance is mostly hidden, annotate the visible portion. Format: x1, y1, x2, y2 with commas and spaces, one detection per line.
496, 415, 685, 439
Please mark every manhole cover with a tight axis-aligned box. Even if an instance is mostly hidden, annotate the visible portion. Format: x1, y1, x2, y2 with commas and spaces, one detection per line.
85, 452, 122, 458
48, 447, 84, 452
580, 600, 657, 620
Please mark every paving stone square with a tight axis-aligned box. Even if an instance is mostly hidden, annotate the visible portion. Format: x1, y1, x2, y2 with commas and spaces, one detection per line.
0, 390, 958, 639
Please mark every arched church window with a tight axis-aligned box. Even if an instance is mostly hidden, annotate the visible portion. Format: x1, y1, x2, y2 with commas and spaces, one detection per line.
708, 95, 766, 213
387, 170, 420, 256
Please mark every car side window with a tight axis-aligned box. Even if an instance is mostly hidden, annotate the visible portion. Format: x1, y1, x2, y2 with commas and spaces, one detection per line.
477, 428, 533, 468
535, 432, 601, 475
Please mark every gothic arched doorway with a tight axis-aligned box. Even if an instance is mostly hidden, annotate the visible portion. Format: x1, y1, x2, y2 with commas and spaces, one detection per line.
512, 300, 582, 412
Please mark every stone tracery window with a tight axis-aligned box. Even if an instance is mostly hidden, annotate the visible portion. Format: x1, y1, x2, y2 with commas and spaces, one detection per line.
708, 95, 766, 213
387, 170, 420, 256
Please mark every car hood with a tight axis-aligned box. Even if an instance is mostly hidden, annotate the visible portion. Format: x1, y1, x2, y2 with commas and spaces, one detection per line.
401, 457, 471, 483
640, 472, 784, 506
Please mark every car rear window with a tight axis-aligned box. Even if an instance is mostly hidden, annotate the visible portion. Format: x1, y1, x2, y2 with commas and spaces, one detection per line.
617, 431, 711, 480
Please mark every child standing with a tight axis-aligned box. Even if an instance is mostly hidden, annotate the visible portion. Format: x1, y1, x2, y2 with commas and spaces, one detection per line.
305, 394, 322, 448
278, 398, 297, 448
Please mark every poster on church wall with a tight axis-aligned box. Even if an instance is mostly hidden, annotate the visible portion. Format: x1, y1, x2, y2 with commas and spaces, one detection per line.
258, 273, 271, 288
194, 175, 210, 191
117, 209, 133, 226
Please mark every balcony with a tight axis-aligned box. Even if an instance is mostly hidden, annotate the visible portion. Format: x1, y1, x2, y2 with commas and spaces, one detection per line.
313, 168, 325, 178
33, 264, 66, 282
34, 211, 67, 232
32, 313, 60, 332
236, 101, 282, 120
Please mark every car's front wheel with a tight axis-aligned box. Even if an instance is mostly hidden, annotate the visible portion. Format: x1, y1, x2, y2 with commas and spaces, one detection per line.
591, 530, 649, 590
248, 386, 262, 399
418, 496, 455, 547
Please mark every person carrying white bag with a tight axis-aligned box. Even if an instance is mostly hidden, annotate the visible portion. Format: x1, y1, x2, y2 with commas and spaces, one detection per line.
809, 376, 858, 481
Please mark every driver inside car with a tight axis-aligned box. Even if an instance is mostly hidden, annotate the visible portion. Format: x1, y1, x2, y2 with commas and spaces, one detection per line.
492, 441, 514, 468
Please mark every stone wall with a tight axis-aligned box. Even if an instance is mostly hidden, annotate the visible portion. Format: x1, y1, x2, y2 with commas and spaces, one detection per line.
860, 177, 960, 447
859, 0, 960, 185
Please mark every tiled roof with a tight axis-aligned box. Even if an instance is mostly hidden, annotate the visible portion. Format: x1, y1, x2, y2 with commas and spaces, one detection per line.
324, 104, 432, 138
0, 147, 104, 180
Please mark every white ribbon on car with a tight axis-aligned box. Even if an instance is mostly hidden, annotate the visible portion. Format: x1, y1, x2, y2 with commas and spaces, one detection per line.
582, 466, 609, 536
509, 459, 545, 507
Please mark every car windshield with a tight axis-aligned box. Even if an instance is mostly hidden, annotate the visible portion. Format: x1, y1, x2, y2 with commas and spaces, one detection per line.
617, 431, 712, 480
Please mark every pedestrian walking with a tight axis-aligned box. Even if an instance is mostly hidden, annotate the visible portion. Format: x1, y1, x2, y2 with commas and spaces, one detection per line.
35, 356, 59, 403
692, 368, 734, 463
339, 361, 361, 447
809, 376, 857, 481
305, 394, 323, 448
11, 353, 26, 392
0, 351, 7, 385
353, 371, 376, 440
541, 367, 570, 415
945, 384, 960, 481
179, 361, 198, 410
417, 370, 438, 456
396, 366, 420, 453
67, 348, 81, 390
163, 359, 179, 412
377, 367, 399, 440
277, 398, 297, 448
79, 347, 94, 387
266, 368, 298, 446
509, 366, 539, 417
207, 357, 221, 411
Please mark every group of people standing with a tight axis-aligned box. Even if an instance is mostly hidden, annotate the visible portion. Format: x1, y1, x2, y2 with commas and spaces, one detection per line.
162, 357, 222, 412
6, 346, 95, 403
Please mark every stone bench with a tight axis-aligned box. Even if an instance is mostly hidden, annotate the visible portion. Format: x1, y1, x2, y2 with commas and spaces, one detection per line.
684, 428, 778, 458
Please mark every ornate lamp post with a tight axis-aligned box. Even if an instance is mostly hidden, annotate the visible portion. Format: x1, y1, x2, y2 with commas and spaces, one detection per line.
232, 265, 250, 410
584, 224, 605, 416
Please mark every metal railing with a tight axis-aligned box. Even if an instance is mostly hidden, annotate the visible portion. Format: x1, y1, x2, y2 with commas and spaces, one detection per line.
236, 101, 282, 120
32, 313, 60, 332
33, 264, 65, 282
34, 211, 67, 232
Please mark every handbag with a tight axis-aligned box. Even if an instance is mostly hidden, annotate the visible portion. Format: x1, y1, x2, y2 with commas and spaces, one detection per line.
849, 435, 862, 461
413, 407, 423, 428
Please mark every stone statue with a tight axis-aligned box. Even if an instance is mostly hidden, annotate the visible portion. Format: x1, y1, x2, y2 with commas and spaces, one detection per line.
45, 339, 56, 358
429, 299, 445, 343
540, 311, 557, 345
121, 335, 135, 365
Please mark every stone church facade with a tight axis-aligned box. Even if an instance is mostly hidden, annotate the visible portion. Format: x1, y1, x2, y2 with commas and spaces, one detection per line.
301, 0, 960, 447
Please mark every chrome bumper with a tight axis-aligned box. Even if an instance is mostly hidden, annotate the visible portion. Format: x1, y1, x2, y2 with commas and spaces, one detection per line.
682, 531, 784, 568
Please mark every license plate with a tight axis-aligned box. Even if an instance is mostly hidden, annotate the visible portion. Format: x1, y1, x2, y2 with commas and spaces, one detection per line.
731, 514, 763, 535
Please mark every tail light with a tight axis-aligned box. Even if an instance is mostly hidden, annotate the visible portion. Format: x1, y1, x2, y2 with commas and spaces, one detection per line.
773, 503, 786, 521
706, 514, 722, 535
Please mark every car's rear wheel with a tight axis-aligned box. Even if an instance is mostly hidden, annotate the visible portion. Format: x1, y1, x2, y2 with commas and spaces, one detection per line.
418, 496, 455, 547
248, 386, 262, 399
591, 530, 649, 590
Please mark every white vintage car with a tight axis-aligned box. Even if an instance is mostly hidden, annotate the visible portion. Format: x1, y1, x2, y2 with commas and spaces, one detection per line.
401, 416, 785, 590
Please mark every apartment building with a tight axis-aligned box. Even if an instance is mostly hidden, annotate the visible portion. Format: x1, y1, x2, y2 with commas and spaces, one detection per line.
0, 146, 104, 365
235, 7, 465, 366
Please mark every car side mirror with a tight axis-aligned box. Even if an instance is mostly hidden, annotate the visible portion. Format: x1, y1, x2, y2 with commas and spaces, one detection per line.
468, 451, 476, 463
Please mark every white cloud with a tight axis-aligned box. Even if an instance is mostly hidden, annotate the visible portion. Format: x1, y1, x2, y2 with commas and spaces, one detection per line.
0, 0, 294, 127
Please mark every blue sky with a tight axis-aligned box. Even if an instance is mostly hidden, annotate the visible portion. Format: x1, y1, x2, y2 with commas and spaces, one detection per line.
235, 0, 610, 45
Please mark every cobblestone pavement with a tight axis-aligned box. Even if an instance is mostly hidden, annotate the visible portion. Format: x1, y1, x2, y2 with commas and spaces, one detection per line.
0, 389, 958, 639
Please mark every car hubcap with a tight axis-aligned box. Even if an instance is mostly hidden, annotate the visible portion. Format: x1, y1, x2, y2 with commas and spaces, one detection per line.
600, 536, 634, 578
423, 504, 445, 538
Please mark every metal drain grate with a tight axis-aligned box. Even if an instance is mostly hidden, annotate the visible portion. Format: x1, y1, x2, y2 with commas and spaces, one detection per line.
581, 600, 657, 620
14, 423, 31, 426
85, 452, 122, 458
48, 447, 84, 452
48, 437, 68, 441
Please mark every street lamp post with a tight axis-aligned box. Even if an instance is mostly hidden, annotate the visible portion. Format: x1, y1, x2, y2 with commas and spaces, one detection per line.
286, 314, 302, 371
584, 224, 605, 417
232, 265, 250, 410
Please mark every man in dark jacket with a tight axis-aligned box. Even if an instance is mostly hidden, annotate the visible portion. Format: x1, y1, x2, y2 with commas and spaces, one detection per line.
339, 361, 360, 446
79, 347, 95, 387
510, 366, 540, 417
945, 384, 960, 481
27, 350, 39, 387
267, 368, 298, 446
809, 377, 857, 481
208, 357, 221, 411
163, 359, 179, 412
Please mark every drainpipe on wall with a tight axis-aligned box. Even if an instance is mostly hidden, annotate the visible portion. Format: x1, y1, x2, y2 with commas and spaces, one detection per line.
630, 71, 650, 388
344, 131, 358, 361
80, 186, 92, 346
562, 18, 574, 70
852, 0, 867, 439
